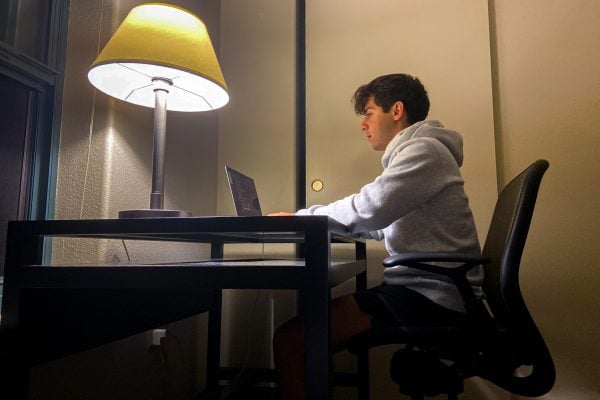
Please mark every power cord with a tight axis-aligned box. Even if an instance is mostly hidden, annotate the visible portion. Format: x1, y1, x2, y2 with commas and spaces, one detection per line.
219, 289, 263, 399
122, 239, 270, 399
121, 239, 131, 263
79, 0, 104, 220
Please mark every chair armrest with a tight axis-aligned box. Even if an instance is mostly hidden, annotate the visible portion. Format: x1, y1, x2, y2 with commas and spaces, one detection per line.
383, 252, 492, 321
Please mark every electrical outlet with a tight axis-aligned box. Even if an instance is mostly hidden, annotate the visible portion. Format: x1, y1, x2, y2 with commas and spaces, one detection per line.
148, 328, 167, 347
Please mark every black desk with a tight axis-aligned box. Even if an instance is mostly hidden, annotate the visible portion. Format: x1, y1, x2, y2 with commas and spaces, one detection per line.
0, 216, 366, 400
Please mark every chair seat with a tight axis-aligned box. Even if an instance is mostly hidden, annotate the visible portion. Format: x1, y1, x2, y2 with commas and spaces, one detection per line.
347, 325, 471, 354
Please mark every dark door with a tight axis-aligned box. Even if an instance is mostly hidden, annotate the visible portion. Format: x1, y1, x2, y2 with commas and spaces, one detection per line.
0, 73, 33, 275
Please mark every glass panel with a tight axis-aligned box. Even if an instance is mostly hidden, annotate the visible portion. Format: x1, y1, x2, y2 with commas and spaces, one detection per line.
0, 1, 17, 44
217, 0, 297, 217
14, 0, 52, 62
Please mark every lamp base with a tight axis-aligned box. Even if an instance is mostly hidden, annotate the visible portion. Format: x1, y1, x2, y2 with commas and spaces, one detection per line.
118, 209, 192, 219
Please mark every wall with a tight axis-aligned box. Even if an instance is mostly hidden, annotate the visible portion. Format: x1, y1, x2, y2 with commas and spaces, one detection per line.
491, 1, 600, 399
34, 1, 223, 399
306, 0, 497, 244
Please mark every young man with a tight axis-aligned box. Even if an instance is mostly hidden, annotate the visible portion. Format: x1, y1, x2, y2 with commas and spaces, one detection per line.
271, 73, 483, 400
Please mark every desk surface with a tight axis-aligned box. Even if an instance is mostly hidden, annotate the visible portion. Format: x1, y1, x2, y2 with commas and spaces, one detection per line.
6, 215, 354, 241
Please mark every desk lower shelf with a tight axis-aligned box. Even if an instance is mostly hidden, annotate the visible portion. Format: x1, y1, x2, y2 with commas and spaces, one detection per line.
5, 258, 366, 364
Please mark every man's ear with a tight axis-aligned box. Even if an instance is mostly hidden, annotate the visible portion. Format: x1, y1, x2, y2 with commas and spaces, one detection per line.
392, 101, 405, 121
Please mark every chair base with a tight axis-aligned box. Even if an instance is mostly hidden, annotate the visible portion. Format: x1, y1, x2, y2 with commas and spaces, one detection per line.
390, 348, 464, 400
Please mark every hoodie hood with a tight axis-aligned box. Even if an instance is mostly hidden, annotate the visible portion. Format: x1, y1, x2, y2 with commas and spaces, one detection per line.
382, 120, 464, 168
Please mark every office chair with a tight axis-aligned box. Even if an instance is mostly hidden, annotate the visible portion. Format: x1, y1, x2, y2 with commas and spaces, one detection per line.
343, 159, 555, 400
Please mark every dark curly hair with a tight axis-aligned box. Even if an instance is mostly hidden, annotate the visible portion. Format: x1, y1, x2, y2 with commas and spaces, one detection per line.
352, 74, 430, 124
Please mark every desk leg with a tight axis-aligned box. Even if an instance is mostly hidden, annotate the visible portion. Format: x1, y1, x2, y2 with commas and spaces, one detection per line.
0, 329, 30, 400
302, 286, 330, 400
206, 242, 224, 392
355, 241, 369, 400
304, 227, 331, 400
355, 241, 367, 292
0, 229, 42, 400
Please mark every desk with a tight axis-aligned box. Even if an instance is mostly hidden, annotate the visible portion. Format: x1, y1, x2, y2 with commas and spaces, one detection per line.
0, 216, 366, 400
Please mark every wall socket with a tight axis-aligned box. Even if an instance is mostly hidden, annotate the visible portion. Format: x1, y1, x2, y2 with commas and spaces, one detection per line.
148, 328, 167, 347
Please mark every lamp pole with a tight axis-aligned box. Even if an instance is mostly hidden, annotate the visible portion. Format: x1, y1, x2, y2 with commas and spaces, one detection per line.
118, 78, 191, 218
150, 78, 171, 210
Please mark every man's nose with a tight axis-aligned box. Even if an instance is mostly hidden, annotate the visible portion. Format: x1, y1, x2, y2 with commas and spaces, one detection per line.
360, 119, 367, 132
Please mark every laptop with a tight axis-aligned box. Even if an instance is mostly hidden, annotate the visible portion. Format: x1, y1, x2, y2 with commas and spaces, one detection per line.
225, 166, 262, 216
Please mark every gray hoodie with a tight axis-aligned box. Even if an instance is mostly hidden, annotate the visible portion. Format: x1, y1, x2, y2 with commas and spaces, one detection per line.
296, 120, 483, 312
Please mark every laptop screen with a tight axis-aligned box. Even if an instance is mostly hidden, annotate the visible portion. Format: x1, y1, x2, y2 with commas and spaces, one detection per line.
225, 166, 262, 216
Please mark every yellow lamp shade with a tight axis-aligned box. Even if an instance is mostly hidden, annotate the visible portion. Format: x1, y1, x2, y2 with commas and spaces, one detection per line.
88, 2, 228, 112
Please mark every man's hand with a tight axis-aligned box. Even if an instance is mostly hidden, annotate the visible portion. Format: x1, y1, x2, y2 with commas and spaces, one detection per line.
268, 212, 294, 216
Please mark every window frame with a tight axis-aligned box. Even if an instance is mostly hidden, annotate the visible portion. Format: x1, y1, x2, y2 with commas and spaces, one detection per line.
0, 0, 69, 270
0, 0, 69, 221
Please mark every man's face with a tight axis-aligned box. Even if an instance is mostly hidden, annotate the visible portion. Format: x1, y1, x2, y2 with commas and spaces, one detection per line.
359, 97, 400, 151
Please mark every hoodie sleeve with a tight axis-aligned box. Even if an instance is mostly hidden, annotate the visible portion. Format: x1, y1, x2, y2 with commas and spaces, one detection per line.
295, 138, 462, 234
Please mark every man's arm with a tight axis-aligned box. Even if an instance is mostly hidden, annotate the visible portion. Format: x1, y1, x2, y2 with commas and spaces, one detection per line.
293, 140, 457, 234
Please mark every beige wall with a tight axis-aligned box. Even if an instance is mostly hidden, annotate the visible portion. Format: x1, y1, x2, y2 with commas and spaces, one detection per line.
217, 0, 296, 218
491, 1, 600, 399
306, 0, 497, 244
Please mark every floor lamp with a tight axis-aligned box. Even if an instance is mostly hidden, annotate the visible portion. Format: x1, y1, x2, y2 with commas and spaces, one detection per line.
87, 3, 229, 218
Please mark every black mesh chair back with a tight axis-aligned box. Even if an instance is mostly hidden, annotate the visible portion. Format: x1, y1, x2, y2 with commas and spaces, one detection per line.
479, 159, 555, 396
